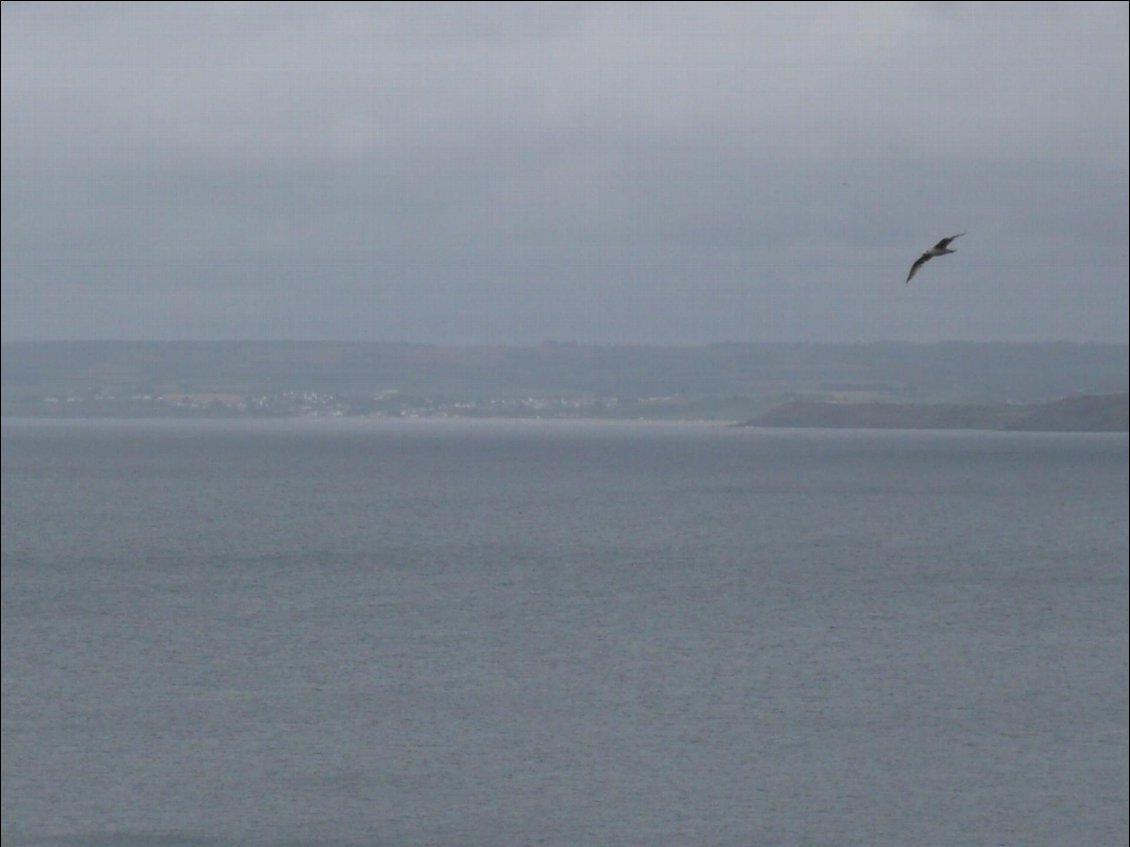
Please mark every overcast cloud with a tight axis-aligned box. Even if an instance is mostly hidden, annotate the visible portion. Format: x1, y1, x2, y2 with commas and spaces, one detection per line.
2, 1, 1127, 344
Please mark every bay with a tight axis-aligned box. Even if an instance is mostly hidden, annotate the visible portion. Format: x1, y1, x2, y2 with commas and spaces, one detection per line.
2, 419, 1127, 846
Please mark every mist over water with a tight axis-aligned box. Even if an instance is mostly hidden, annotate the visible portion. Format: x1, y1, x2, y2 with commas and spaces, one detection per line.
2, 419, 1127, 846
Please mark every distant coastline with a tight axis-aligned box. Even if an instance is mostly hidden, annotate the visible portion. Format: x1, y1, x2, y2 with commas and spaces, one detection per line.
741, 394, 1129, 433
3, 340, 1127, 426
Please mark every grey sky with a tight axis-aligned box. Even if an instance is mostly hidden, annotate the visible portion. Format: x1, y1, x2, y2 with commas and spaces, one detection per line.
2, 1, 1127, 345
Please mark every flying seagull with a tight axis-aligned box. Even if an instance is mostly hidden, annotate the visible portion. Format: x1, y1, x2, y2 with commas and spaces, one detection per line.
906, 233, 964, 283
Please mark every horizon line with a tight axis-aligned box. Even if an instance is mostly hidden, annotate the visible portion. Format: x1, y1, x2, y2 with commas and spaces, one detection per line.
3, 338, 1127, 348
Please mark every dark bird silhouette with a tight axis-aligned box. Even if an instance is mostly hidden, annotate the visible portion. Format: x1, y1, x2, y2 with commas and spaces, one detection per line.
906, 233, 964, 283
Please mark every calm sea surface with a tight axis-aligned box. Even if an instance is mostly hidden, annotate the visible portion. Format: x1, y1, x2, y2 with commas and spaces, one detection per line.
2, 419, 1127, 847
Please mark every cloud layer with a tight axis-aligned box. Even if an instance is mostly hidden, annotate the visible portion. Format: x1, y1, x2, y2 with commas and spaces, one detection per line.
3, 2, 1127, 343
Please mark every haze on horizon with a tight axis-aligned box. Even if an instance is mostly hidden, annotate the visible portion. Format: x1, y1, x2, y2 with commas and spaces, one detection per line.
2, 2, 1127, 347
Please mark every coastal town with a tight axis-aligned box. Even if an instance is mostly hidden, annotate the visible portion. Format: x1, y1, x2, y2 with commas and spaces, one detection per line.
4, 340, 1127, 428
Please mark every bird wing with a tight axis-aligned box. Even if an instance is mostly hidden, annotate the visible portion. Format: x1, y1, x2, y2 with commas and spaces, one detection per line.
906, 253, 930, 283
934, 232, 965, 249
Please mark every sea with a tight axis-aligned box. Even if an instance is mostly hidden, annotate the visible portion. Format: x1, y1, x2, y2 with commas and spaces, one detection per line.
2, 418, 1127, 847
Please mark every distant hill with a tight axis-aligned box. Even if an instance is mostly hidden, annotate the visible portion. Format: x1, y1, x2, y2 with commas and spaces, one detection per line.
2, 340, 1127, 422
746, 394, 1128, 432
